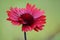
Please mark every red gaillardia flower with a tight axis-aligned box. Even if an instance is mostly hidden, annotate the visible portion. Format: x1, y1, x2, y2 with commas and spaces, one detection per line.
6, 3, 46, 32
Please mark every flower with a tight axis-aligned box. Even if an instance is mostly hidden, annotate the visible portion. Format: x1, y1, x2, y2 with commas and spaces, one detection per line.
6, 3, 46, 32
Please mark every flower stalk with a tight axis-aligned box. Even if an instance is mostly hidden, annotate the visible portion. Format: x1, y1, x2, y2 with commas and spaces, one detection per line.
24, 32, 27, 40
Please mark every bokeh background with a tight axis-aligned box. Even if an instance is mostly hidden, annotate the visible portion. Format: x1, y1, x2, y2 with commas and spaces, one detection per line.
0, 0, 60, 40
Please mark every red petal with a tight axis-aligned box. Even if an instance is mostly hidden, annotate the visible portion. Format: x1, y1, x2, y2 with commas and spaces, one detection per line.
26, 3, 31, 9
10, 7, 21, 16
35, 15, 46, 24
7, 18, 11, 21
11, 21, 20, 25
37, 25, 44, 30
7, 11, 18, 21
39, 15, 46, 19
32, 9, 45, 18
34, 28, 39, 32
34, 25, 44, 32
22, 25, 31, 32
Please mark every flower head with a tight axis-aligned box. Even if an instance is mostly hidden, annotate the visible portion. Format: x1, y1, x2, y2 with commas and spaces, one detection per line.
6, 3, 46, 32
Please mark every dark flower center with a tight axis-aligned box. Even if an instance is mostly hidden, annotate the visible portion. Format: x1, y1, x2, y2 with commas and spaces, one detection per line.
21, 13, 34, 26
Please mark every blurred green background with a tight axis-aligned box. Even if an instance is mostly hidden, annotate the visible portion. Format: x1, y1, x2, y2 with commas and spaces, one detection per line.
0, 0, 60, 40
